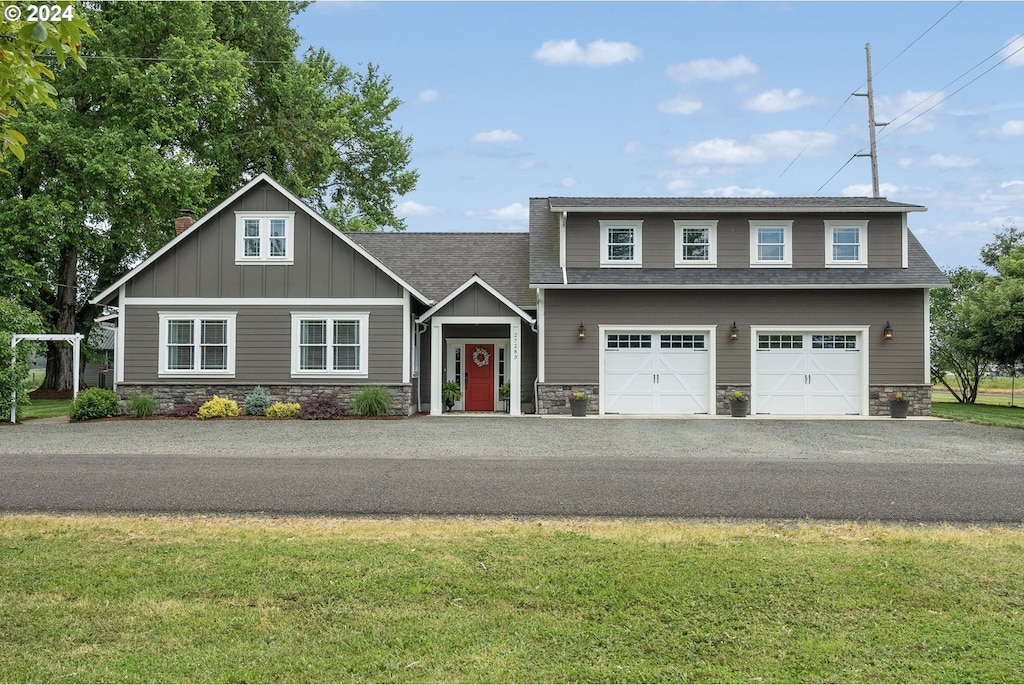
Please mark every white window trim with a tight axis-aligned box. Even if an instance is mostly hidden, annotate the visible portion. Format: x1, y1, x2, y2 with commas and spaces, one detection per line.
290, 312, 369, 377
158, 312, 236, 377
235, 211, 295, 264
824, 220, 868, 267
749, 220, 793, 268
599, 219, 643, 268
674, 220, 718, 268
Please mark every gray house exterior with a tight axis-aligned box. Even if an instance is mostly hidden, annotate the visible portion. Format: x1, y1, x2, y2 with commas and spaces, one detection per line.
91, 175, 947, 417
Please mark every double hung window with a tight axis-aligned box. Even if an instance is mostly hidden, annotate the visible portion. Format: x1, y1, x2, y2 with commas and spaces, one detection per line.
599, 220, 643, 266
291, 313, 369, 376
235, 212, 294, 263
825, 220, 868, 266
749, 221, 793, 267
674, 220, 717, 267
159, 313, 236, 376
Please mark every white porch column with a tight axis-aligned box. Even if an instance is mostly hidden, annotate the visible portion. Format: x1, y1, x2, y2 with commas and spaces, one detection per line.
430, 320, 443, 416
510, 318, 522, 416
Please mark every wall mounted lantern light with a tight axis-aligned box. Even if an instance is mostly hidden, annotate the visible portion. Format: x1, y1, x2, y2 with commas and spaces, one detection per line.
577, 322, 587, 340
729, 322, 739, 341
883, 321, 893, 341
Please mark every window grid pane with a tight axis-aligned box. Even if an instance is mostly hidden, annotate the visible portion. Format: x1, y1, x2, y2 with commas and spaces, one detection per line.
199, 320, 228, 370
300, 320, 327, 370
607, 227, 635, 261
757, 227, 785, 262
332, 320, 360, 371
832, 227, 860, 261
812, 334, 858, 350
660, 334, 705, 349
758, 334, 803, 350
244, 219, 261, 257
679, 228, 710, 261
606, 334, 652, 349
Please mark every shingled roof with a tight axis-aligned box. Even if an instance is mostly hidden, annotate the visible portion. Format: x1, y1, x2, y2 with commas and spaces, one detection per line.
347, 232, 534, 307
547, 197, 927, 212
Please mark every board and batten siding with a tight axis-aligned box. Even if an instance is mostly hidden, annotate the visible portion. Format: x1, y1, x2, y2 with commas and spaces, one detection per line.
542, 289, 926, 385
125, 181, 404, 300
564, 213, 904, 270
123, 304, 405, 384
432, 283, 516, 318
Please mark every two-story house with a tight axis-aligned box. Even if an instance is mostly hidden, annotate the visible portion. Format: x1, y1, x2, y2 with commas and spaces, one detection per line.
90, 175, 947, 417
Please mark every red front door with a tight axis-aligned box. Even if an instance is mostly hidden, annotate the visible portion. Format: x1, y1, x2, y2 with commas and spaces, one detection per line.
464, 344, 495, 411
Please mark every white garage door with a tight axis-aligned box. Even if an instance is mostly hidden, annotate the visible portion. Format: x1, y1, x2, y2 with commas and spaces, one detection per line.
604, 333, 709, 414
755, 333, 861, 415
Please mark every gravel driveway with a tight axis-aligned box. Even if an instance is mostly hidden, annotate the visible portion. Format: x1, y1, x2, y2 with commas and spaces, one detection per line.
2, 415, 1021, 464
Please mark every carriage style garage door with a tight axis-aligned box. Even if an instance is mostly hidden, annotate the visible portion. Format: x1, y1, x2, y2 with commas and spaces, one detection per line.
754, 332, 862, 415
603, 332, 709, 414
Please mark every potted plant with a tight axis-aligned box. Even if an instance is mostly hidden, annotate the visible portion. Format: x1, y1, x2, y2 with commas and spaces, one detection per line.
441, 380, 462, 412
499, 382, 511, 413
521, 387, 534, 415
567, 390, 588, 417
888, 391, 909, 419
728, 389, 749, 417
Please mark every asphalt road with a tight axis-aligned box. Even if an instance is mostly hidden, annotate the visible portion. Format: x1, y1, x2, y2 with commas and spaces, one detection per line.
1, 416, 1022, 522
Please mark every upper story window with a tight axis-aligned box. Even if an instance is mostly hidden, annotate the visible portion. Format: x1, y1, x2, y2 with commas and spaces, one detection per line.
158, 312, 236, 377
824, 220, 868, 267
235, 212, 294, 264
674, 220, 717, 267
599, 220, 642, 267
749, 221, 793, 267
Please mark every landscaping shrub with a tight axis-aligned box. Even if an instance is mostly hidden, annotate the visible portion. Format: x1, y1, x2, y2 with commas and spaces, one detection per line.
299, 394, 345, 420
129, 393, 156, 418
350, 385, 392, 417
265, 401, 301, 418
243, 386, 272, 416
68, 388, 120, 421
197, 395, 240, 420
167, 400, 204, 418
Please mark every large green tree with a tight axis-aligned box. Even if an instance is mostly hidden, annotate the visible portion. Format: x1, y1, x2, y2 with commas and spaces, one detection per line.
930, 267, 991, 403
970, 227, 1024, 370
0, 1, 417, 391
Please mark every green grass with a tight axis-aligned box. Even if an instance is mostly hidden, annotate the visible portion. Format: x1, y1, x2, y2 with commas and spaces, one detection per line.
2, 516, 1023, 683
931, 401, 1024, 429
19, 399, 71, 420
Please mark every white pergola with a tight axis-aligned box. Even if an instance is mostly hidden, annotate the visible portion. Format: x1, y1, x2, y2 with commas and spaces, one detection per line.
9, 333, 83, 423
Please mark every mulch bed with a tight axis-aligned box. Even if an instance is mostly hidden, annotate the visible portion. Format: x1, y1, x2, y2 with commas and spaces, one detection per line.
28, 388, 75, 400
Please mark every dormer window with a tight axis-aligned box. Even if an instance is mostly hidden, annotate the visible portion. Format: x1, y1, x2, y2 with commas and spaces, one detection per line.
674, 220, 717, 267
749, 220, 793, 267
825, 220, 868, 267
235, 212, 294, 264
600, 220, 642, 267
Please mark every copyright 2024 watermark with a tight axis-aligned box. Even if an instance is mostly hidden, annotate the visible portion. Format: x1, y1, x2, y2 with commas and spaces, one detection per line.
4, 3, 76, 22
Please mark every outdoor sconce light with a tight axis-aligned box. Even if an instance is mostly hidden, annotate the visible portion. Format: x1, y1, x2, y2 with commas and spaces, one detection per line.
883, 321, 893, 341
729, 322, 739, 341
577, 322, 587, 340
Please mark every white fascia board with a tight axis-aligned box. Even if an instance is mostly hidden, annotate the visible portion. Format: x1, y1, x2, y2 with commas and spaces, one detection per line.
529, 282, 947, 290
90, 173, 434, 307
416, 274, 536, 325
559, 211, 567, 285
548, 203, 927, 214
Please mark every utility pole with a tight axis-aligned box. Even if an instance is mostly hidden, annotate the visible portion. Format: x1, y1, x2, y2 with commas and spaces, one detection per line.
853, 43, 887, 198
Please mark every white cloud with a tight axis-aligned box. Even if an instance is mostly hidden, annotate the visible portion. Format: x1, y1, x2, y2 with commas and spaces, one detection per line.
666, 55, 757, 82
623, 140, 646, 155
1000, 35, 1024, 67
472, 129, 522, 143
875, 91, 942, 133
418, 89, 440, 103
898, 158, 915, 169
396, 200, 443, 217
840, 183, 902, 197
560, 177, 577, 188
701, 186, 777, 198
925, 154, 979, 169
1000, 120, 1024, 136
533, 39, 641, 66
658, 96, 702, 115
744, 88, 815, 113
672, 130, 837, 165
465, 202, 530, 223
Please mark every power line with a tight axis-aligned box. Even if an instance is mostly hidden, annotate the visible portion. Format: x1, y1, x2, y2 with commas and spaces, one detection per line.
817, 154, 858, 193
872, 1, 962, 79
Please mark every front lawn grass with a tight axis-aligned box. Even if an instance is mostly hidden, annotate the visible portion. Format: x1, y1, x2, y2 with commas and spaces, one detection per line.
19, 399, 71, 420
931, 400, 1024, 429
2, 516, 1023, 683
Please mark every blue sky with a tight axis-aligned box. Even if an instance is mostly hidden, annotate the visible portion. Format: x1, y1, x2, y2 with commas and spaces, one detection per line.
295, 1, 1024, 270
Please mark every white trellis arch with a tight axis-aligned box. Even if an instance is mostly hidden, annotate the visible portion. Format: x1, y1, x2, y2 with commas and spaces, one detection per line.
9, 333, 83, 423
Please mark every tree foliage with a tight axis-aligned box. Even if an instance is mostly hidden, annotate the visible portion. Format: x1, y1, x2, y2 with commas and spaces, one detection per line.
970, 227, 1024, 369
0, 297, 44, 420
0, 1, 417, 390
0, 0, 94, 166
930, 267, 990, 403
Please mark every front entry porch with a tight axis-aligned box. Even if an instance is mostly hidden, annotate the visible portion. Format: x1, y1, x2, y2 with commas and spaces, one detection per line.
429, 318, 524, 416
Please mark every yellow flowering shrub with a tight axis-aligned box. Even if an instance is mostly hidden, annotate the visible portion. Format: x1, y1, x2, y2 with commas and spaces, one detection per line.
265, 402, 301, 418
196, 395, 240, 420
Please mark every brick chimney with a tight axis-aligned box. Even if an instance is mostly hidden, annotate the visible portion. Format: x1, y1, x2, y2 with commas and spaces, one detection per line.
174, 209, 195, 235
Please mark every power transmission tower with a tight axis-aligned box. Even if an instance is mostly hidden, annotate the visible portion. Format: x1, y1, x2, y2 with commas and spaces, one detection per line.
853, 43, 887, 198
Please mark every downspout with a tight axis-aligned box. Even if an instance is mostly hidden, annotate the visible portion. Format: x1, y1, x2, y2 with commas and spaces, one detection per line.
559, 211, 567, 285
